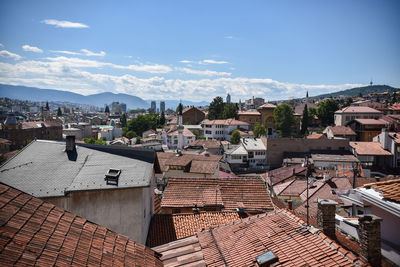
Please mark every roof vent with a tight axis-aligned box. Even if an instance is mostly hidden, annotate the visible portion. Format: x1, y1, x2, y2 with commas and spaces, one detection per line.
105, 168, 121, 185
256, 250, 278, 267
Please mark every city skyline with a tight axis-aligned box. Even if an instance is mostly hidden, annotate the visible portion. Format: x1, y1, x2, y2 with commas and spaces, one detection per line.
0, 0, 399, 102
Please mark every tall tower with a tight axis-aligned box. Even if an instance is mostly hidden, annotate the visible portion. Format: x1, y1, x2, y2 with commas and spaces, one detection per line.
226, 93, 231, 103
306, 91, 309, 102
239, 99, 242, 111
177, 102, 184, 150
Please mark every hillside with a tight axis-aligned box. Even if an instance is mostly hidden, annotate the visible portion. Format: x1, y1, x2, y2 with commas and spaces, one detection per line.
0, 84, 149, 109
313, 85, 398, 99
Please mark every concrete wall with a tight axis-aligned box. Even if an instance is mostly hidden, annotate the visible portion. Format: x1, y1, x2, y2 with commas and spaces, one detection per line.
263, 137, 349, 168
369, 204, 400, 246
45, 187, 150, 244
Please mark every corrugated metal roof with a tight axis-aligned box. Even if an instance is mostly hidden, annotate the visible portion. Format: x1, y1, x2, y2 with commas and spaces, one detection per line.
0, 140, 154, 198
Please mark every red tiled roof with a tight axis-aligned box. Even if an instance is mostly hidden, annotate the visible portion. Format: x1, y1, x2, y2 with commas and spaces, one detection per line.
264, 164, 306, 186
307, 133, 326, 139
187, 139, 222, 149
257, 103, 277, 109
295, 177, 352, 219
280, 179, 307, 196
350, 141, 392, 156
328, 126, 357, 136
354, 118, 389, 125
146, 212, 241, 247
156, 152, 222, 173
161, 177, 273, 213
155, 209, 358, 266
238, 110, 261, 115
21, 121, 62, 129
335, 106, 382, 113
389, 132, 400, 144
0, 183, 162, 266
203, 118, 249, 126
364, 179, 400, 202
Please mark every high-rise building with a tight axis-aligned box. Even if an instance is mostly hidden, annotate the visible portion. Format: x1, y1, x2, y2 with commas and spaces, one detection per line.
121, 103, 127, 113
160, 101, 166, 112
226, 93, 231, 103
150, 101, 156, 113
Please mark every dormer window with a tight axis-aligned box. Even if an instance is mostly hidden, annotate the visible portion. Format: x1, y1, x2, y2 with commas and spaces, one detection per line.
105, 168, 121, 185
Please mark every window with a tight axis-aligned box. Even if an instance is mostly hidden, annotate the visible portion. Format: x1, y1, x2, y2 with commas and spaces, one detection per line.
206, 130, 212, 134
172, 209, 181, 214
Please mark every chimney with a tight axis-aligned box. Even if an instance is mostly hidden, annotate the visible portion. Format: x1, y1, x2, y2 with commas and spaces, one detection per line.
66, 135, 76, 152
316, 199, 337, 239
287, 200, 293, 210
358, 215, 382, 267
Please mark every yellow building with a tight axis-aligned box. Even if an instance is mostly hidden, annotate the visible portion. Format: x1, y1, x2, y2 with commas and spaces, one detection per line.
257, 103, 277, 135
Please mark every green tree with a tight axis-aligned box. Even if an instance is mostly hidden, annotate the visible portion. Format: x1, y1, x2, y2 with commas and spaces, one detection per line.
300, 104, 309, 136
356, 92, 363, 98
120, 113, 127, 127
105, 105, 110, 113
45, 101, 49, 111
135, 137, 141, 144
125, 113, 161, 136
254, 123, 267, 138
392, 91, 398, 104
274, 103, 295, 137
230, 129, 241, 144
57, 107, 62, 117
125, 131, 136, 139
343, 97, 353, 107
317, 99, 339, 125
222, 103, 238, 119
208, 96, 224, 120
160, 111, 166, 125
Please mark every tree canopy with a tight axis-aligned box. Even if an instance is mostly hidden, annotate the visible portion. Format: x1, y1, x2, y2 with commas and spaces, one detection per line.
120, 113, 127, 127
254, 123, 267, 138
317, 99, 339, 125
57, 107, 62, 117
123, 113, 162, 137
300, 104, 308, 136
230, 129, 241, 144
208, 96, 224, 120
222, 103, 238, 119
274, 103, 295, 137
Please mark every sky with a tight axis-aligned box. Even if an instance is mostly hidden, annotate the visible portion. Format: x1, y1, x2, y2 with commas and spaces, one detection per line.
0, 0, 399, 102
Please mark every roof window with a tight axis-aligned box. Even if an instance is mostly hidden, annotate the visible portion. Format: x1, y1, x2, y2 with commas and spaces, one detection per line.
256, 250, 279, 266
105, 168, 121, 185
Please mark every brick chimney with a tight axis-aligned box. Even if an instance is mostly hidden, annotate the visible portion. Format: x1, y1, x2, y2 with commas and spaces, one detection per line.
358, 215, 382, 267
66, 135, 76, 152
316, 199, 337, 239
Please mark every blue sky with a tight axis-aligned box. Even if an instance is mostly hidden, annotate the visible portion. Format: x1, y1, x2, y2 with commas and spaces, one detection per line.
0, 0, 399, 101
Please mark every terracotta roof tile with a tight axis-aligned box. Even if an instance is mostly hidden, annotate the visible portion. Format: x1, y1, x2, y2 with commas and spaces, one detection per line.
363, 179, 400, 202
328, 126, 357, 136
146, 212, 241, 247
155, 209, 359, 266
264, 164, 306, 186
350, 141, 392, 156
161, 177, 273, 213
0, 183, 162, 266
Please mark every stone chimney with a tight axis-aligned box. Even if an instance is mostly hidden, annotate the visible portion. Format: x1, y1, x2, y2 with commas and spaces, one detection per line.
358, 215, 382, 267
66, 135, 76, 152
316, 199, 337, 239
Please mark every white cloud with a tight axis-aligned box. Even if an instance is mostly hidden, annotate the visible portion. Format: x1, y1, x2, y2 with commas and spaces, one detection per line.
0, 50, 21, 60
199, 59, 229, 65
22, 45, 43, 53
114, 64, 172, 74
0, 57, 364, 102
0, 43, 4, 47
81, 49, 106, 57
42, 19, 89, 28
50, 50, 81, 55
176, 67, 231, 77
180, 60, 192, 63
225, 36, 234, 39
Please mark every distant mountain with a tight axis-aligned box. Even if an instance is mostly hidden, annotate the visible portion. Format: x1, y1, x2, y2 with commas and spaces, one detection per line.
313, 85, 398, 99
0, 84, 148, 109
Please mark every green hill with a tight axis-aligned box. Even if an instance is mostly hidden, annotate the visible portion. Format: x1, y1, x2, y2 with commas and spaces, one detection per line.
314, 85, 398, 99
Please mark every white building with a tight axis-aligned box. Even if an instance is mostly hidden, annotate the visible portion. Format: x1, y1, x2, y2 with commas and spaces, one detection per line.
95, 125, 123, 141
162, 127, 195, 149
203, 118, 249, 141
334, 106, 382, 126
241, 138, 267, 167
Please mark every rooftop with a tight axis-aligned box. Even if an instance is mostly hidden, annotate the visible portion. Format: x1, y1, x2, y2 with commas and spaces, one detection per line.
264, 164, 306, 186
146, 212, 241, 247
0, 183, 162, 266
241, 137, 266, 150
0, 140, 154, 198
187, 139, 222, 149
335, 106, 382, 114
350, 141, 392, 156
161, 177, 273, 213
154, 209, 359, 266
238, 110, 261, 115
327, 126, 357, 136
364, 179, 400, 202
353, 118, 389, 125
202, 118, 249, 126
257, 103, 277, 109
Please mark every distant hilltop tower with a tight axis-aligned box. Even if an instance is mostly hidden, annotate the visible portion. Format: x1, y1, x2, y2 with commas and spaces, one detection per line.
306, 91, 309, 102
370, 79, 373, 86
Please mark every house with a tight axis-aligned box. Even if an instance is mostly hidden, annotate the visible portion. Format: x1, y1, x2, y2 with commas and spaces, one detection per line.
373, 128, 400, 169
223, 143, 248, 169
334, 106, 382, 126
182, 106, 205, 124
338, 179, 400, 264
311, 153, 359, 169
155, 152, 222, 179
241, 137, 267, 168
0, 138, 155, 244
146, 211, 241, 247
94, 125, 122, 141
350, 141, 392, 170
323, 126, 357, 141
142, 129, 157, 138
153, 208, 364, 266
264, 164, 306, 187
347, 118, 390, 141
0, 183, 163, 266
237, 110, 261, 130
185, 139, 223, 155
160, 177, 273, 215
202, 118, 249, 140
0, 116, 62, 149
257, 103, 277, 136
161, 126, 195, 149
